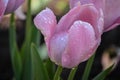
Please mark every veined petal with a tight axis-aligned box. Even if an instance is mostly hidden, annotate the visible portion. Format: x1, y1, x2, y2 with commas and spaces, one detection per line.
62, 21, 98, 68
49, 32, 68, 65
70, 0, 120, 32
13, 0, 24, 11
104, 0, 120, 31
56, 4, 82, 33
70, 0, 92, 8
56, 4, 103, 38
70, 0, 105, 9
0, 0, 9, 21
34, 8, 57, 53
34, 8, 57, 38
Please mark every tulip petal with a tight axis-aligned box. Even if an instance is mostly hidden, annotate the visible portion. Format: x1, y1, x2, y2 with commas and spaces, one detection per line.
34, 8, 57, 54
0, 0, 9, 21
14, 0, 24, 11
62, 21, 98, 68
70, 0, 105, 9
70, 0, 92, 8
5, 0, 24, 14
56, 4, 82, 33
34, 8, 57, 38
49, 32, 68, 65
56, 4, 103, 38
70, 0, 120, 32
104, 0, 120, 31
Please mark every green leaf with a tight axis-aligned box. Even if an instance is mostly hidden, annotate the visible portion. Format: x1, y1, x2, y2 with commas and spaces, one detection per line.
9, 13, 22, 80
11, 49, 22, 80
31, 43, 49, 80
21, 47, 32, 80
93, 64, 114, 80
31, 24, 40, 46
45, 59, 55, 80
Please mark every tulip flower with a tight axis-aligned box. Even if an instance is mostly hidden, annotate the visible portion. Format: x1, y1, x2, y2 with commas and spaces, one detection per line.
0, 0, 24, 21
34, 2, 104, 68
70, 0, 120, 32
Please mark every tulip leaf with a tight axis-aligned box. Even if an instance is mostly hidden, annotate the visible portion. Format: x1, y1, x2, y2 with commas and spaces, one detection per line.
21, 48, 32, 80
10, 48, 22, 80
45, 59, 55, 80
9, 13, 22, 80
31, 24, 40, 46
31, 43, 49, 80
93, 64, 114, 80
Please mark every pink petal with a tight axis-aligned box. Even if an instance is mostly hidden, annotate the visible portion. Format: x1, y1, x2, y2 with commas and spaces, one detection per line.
70, 0, 105, 10
56, 4, 82, 33
49, 32, 68, 65
5, 0, 25, 14
56, 4, 103, 39
103, 0, 120, 31
34, 8, 57, 53
62, 21, 99, 68
70, 0, 93, 8
34, 8, 57, 39
70, 0, 120, 32
0, 0, 9, 21
104, 17, 120, 32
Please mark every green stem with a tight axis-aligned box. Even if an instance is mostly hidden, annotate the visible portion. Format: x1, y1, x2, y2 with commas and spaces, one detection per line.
68, 67, 78, 80
82, 54, 95, 80
21, 0, 32, 59
21, 0, 32, 80
21, 0, 32, 53
26, 0, 31, 33
25, 0, 32, 45
54, 66, 63, 80
9, 13, 16, 78
9, 13, 15, 47
9, 13, 22, 80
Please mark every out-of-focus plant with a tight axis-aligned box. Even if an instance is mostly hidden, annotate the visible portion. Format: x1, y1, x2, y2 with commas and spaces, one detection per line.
47, 0, 69, 16
0, 0, 24, 21
8, 0, 53, 79
23, 0, 51, 15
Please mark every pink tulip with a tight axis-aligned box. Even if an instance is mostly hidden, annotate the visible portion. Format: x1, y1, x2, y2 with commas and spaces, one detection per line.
0, 0, 24, 21
70, 0, 120, 32
34, 3, 104, 68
